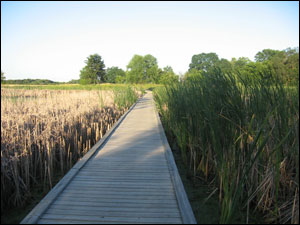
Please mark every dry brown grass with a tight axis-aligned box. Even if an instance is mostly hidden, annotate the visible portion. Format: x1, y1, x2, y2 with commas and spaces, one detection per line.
1, 89, 128, 212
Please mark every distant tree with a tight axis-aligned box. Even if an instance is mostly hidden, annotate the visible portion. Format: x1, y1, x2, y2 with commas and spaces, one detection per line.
254, 49, 282, 62
126, 54, 159, 83
255, 47, 299, 85
159, 66, 179, 84
80, 54, 105, 84
143, 54, 159, 83
1, 71, 5, 83
189, 53, 219, 73
4, 79, 57, 85
126, 55, 144, 83
231, 57, 251, 70
217, 58, 232, 74
183, 68, 202, 81
106, 67, 126, 83
68, 79, 80, 84
284, 48, 299, 85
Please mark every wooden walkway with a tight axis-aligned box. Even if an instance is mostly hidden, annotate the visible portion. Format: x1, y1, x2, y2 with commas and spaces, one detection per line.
21, 92, 196, 224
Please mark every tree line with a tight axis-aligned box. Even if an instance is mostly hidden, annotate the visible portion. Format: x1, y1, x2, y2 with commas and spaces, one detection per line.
1, 47, 298, 85
80, 47, 298, 86
79, 54, 179, 85
185, 47, 299, 85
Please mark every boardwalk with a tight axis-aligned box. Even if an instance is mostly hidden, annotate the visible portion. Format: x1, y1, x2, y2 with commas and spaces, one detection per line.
21, 92, 196, 224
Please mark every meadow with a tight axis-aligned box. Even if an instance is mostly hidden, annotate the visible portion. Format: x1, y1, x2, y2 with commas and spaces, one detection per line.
154, 70, 299, 224
0, 84, 146, 222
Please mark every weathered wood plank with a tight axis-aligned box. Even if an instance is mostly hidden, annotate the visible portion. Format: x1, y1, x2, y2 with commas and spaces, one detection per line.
66, 182, 174, 189
63, 186, 175, 194
60, 191, 174, 198
38, 219, 180, 224
72, 178, 171, 183
45, 208, 181, 218
55, 195, 178, 204
69, 180, 173, 187
50, 201, 180, 209
74, 175, 170, 180
60, 192, 176, 199
41, 214, 182, 224
37, 219, 124, 224
49, 204, 179, 214
78, 169, 171, 174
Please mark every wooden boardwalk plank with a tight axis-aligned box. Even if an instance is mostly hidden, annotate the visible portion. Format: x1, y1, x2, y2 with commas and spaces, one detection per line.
45, 208, 181, 218
40, 214, 182, 224
49, 204, 180, 213
21, 92, 196, 224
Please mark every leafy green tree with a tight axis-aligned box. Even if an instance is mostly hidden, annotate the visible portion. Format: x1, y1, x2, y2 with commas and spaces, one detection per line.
126, 54, 159, 83
184, 68, 202, 81
159, 66, 179, 84
255, 47, 299, 85
189, 53, 219, 73
284, 48, 299, 85
254, 49, 282, 62
143, 54, 160, 83
126, 55, 144, 83
1, 71, 5, 83
80, 54, 105, 84
217, 58, 232, 74
106, 67, 126, 83
231, 57, 251, 70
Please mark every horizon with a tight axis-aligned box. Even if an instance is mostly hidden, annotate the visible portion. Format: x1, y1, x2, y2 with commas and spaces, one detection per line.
1, 1, 299, 82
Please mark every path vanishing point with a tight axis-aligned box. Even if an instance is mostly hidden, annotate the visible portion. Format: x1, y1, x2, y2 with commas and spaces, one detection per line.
21, 91, 196, 224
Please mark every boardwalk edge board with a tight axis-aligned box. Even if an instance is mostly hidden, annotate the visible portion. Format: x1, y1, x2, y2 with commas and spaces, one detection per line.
20, 96, 142, 224
153, 99, 197, 224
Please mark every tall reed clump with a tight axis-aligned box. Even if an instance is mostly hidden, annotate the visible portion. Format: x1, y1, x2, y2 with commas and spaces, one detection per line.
154, 69, 299, 224
113, 86, 139, 110
1, 88, 139, 214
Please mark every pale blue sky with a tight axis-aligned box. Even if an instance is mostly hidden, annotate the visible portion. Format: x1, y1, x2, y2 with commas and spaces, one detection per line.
1, 1, 299, 82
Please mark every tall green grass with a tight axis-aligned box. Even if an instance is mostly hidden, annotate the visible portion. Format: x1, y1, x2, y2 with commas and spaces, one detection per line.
154, 69, 299, 223
113, 86, 139, 110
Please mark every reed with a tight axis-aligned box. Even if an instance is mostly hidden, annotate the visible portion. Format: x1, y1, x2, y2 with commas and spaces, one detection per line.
1, 87, 140, 213
154, 69, 299, 223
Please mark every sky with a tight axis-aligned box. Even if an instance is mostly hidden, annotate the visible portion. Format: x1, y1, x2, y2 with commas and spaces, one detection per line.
1, 1, 299, 82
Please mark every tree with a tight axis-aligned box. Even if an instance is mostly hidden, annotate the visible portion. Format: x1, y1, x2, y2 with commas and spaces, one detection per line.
1, 71, 5, 83
231, 57, 251, 70
143, 54, 160, 83
106, 67, 126, 83
217, 58, 232, 74
183, 68, 202, 81
254, 49, 282, 62
189, 53, 219, 73
254, 47, 299, 85
80, 54, 105, 84
284, 48, 299, 85
126, 55, 145, 83
126, 54, 159, 83
159, 66, 179, 84
68, 79, 80, 84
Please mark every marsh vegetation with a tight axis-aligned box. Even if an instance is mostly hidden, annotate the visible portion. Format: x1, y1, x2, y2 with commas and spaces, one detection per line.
154, 70, 299, 223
